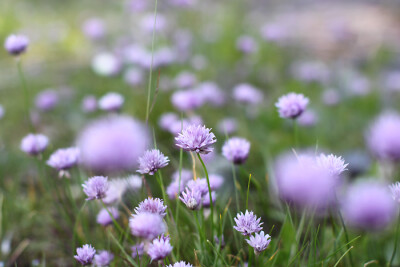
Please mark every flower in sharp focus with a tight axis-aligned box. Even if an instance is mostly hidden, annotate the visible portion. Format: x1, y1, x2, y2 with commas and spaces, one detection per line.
137, 149, 169, 175
135, 197, 167, 217
131, 242, 145, 258
233, 210, 263, 236
4, 34, 29, 56
129, 212, 166, 240
390, 182, 400, 203
94, 250, 114, 266
316, 153, 348, 177
47, 147, 80, 171
175, 124, 216, 154
74, 244, 96, 266
82, 176, 109, 200
98, 92, 124, 112
147, 234, 173, 261
167, 261, 193, 267
179, 187, 202, 210
96, 207, 119, 226
275, 92, 309, 119
222, 137, 251, 164
246, 231, 271, 255
20, 133, 49, 156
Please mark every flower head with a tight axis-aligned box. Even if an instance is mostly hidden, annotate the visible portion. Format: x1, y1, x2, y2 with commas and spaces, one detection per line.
202, 191, 216, 208
137, 149, 169, 175
179, 187, 202, 210
129, 212, 166, 240
275, 92, 309, 119
175, 124, 216, 154
246, 231, 271, 255
166, 169, 193, 199
35, 90, 59, 111
390, 182, 400, 203
4, 34, 29, 56
96, 207, 119, 226
233, 210, 263, 236
98, 92, 124, 112
135, 197, 167, 217
20, 133, 49, 156
222, 137, 250, 164
81, 95, 97, 113
74, 244, 96, 266
217, 118, 237, 135
131, 243, 145, 258
47, 147, 80, 171
316, 153, 348, 177
147, 235, 173, 261
233, 84, 263, 105
94, 250, 114, 266
186, 178, 209, 196
82, 176, 109, 200
167, 262, 193, 267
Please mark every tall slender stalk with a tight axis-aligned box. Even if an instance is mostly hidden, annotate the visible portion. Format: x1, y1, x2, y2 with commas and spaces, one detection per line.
230, 163, 240, 212
293, 120, 298, 148
338, 210, 354, 267
197, 153, 214, 239
389, 210, 400, 266
16, 59, 33, 132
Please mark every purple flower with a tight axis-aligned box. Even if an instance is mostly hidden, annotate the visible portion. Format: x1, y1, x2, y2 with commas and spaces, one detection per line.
82, 18, 105, 40
275, 92, 309, 119
174, 71, 197, 89
94, 250, 114, 266
140, 14, 167, 33
77, 115, 150, 173
233, 84, 263, 105
81, 95, 97, 113
179, 187, 202, 210
260, 23, 288, 43
222, 137, 250, 165
246, 231, 271, 255
35, 90, 59, 112
82, 176, 109, 200
47, 147, 80, 171
390, 182, 400, 203
20, 133, 49, 156
124, 68, 144, 86
209, 174, 224, 190
158, 113, 179, 131
74, 244, 96, 266
147, 235, 173, 261
342, 181, 395, 230
186, 178, 209, 196
103, 176, 142, 204
175, 124, 216, 154
4, 34, 29, 55
98, 92, 124, 112
202, 191, 216, 208
322, 89, 340, 106
96, 207, 119, 226
217, 118, 237, 135
131, 243, 145, 258
168, 116, 203, 135
197, 82, 226, 107
316, 153, 348, 177
236, 35, 258, 54
366, 112, 400, 162
297, 110, 318, 127
233, 210, 263, 236
167, 262, 193, 267
171, 89, 204, 111
92, 53, 121, 77
291, 61, 330, 84
129, 212, 166, 240
137, 149, 169, 175
166, 169, 193, 199
135, 197, 167, 217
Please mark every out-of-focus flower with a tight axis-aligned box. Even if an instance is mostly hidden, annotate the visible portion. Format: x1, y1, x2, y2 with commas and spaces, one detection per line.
20, 133, 49, 156
140, 14, 167, 33
147, 235, 173, 261
209, 174, 224, 190
128, 0, 147, 12
389, 182, 400, 203
167, 261, 193, 267
103, 175, 142, 204
217, 118, 238, 135
233, 84, 263, 105
322, 89, 340, 106
236, 35, 258, 54
47, 147, 80, 171
131, 243, 145, 258
222, 137, 250, 164
366, 112, 400, 162
186, 178, 209, 196
98, 92, 124, 112
175, 124, 216, 154
342, 181, 395, 230
92, 53, 121, 77
82, 18, 105, 40
124, 68, 144, 87
260, 23, 288, 43
94, 250, 114, 266
233, 210, 263, 236
74, 244, 96, 266
4, 34, 29, 55
171, 89, 204, 111
292, 61, 330, 84
174, 71, 197, 89
82, 176, 109, 200
167, 169, 193, 199
135, 197, 167, 217
246, 231, 271, 255
96, 207, 119, 226
81, 95, 97, 113
202, 191, 216, 208
384, 71, 400, 92
0, 104, 4, 119
137, 149, 169, 175
297, 109, 318, 127
316, 153, 348, 178
179, 187, 202, 210
35, 90, 59, 112
197, 82, 226, 107
159, 113, 179, 131
77, 115, 150, 173
275, 92, 309, 119
348, 75, 370, 96
168, 116, 203, 135
129, 212, 166, 240
169, 0, 196, 7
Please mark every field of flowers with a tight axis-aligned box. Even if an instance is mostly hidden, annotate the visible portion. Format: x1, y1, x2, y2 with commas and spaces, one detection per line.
2, 0, 400, 266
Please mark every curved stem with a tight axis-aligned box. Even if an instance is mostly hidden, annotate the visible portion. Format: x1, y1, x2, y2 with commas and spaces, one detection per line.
197, 153, 214, 239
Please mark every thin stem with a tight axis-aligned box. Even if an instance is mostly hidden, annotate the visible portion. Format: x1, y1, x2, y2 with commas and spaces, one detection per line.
293, 119, 298, 148
230, 163, 240, 212
156, 171, 169, 209
101, 200, 125, 236
197, 153, 214, 239
338, 210, 354, 267
389, 210, 400, 266
194, 212, 204, 254
246, 174, 251, 211
16, 59, 33, 131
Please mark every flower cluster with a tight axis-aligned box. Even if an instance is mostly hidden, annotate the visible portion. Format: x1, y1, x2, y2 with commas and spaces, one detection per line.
137, 149, 169, 175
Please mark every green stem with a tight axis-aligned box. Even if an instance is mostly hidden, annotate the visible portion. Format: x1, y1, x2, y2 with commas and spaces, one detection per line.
293, 119, 298, 148
230, 163, 240, 212
16, 59, 33, 132
389, 211, 400, 266
338, 210, 354, 267
175, 145, 183, 258
194, 211, 204, 255
101, 200, 125, 236
246, 174, 251, 211
197, 153, 214, 239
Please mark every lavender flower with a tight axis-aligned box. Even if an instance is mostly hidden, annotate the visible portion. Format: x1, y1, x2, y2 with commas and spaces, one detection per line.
74, 244, 96, 266
147, 235, 173, 261
35, 90, 59, 112
171, 89, 204, 111
129, 212, 166, 240
179, 187, 202, 210
82, 176, 109, 200
217, 118, 238, 135
275, 92, 309, 119
233, 84, 263, 105
166, 169, 193, 199
103, 175, 142, 204
131, 243, 145, 258
124, 68, 144, 86
389, 182, 400, 203
197, 81, 226, 107
98, 92, 124, 112
222, 137, 250, 164
47, 147, 80, 171
96, 207, 119, 226
246, 231, 271, 255
94, 250, 114, 266
233, 210, 263, 236
135, 197, 167, 217
158, 113, 179, 131
4, 34, 29, 55
137, 149, 169, 175
186, 178, 209, 196
202, 191, 216, 208
209, 174, 224, 190
316, 153, 348, 177
174, 71, 197, 89
81, 95, 97, 113
175, 124, 217, 154
291, 61, 330, 84
20, 133, 49, 156
236, 35, 258, 54
167, 262, 193, 267
82, 18, 105, 40
297, 110, 318, 127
